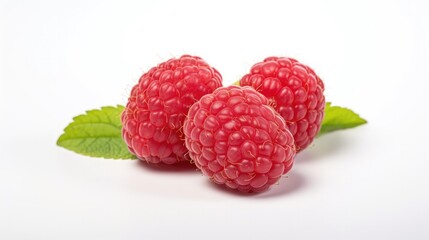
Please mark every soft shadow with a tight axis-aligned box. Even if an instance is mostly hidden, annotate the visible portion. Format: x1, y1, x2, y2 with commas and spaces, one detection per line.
136, 160, 199, 174
204, 180, 262, 197
296, 133, 349, 163
255, 171, 306, 198
204, 171, 305, 198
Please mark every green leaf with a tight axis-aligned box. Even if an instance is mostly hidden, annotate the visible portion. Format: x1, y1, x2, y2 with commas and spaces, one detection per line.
57, 105, 136, 160
318, 102, 367, 136
57, 102, 366, 159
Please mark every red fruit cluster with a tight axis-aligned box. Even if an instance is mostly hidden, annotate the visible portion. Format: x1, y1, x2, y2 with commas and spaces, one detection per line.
183, 86, 295, 192
240, 57, 325, 151
121, 55, 222, 164
121, 55, 326, 193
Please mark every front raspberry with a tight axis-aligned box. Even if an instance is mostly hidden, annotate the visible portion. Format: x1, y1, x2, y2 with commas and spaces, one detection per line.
240, 57, 325, 151
183, 86, 296, 192
121, 55, 222, 164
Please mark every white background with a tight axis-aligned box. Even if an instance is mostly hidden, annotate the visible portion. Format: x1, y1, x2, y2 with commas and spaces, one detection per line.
1, 0, 428, 239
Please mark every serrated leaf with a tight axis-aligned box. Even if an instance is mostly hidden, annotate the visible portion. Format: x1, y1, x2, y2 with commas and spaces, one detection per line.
57, 102, 366, 159
318, 102, 367, 136
57, 105, 136, 160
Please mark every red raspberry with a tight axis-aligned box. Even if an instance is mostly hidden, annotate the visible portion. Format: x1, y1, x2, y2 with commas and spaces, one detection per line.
183, 86, 296, 192
240, 57, 325, 151
121, 55, 222, 164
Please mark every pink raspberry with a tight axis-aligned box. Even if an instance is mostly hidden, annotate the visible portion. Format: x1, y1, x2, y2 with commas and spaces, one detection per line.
121, 55, 222, 164
183, 86, 296, 192
240, 57, 325, 151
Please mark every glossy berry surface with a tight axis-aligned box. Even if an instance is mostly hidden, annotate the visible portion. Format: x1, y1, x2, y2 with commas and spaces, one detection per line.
240, 57, 325, 151
183, 86, 296, 192
121, 55, 222, 164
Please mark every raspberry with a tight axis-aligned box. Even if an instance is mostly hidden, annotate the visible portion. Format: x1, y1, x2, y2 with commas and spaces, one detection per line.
183, 86, 296, 192
121, 55, 222, 164
240, 57, 325, 151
